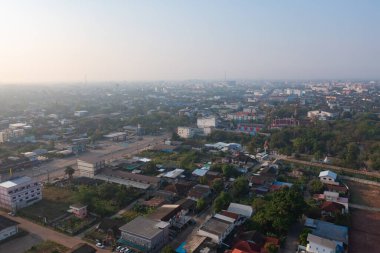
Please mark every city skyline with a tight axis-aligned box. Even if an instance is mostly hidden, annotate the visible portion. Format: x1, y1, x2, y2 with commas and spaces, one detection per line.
0, 0, 379, 84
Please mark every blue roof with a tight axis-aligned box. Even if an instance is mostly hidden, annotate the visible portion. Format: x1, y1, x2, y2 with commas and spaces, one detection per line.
192, 169, 208, 177
176, 242, 187, 253
272, 181, 293, 187
304, 218, 348, 244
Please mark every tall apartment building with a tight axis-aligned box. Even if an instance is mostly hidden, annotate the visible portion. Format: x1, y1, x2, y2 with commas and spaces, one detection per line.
0, 176, 42, 211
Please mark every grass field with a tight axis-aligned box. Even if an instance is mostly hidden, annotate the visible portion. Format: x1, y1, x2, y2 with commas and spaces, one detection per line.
19, 185, 76, 222
24, 240, 68, 253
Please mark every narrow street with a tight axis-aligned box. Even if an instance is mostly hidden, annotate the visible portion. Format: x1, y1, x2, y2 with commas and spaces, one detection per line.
280, 221, 303, 253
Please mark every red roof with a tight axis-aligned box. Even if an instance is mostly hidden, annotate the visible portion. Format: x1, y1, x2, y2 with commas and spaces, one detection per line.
320, 201, 345, 213
234, 241, 260, 253
221, 210, 239, 220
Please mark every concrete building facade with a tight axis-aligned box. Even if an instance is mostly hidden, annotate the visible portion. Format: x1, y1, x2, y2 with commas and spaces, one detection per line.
0, 176, 42, 211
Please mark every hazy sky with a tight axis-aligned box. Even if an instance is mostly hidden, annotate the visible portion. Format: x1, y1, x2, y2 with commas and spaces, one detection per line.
0, 0, 379, 83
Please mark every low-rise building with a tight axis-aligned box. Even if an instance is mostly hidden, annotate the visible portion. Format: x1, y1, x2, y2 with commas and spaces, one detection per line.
307, 110, 335, 120
177, 127, 196, 139
197, 216, 234, 244
74, 111, 88, 117
197, 117, 217, 128
69, 204, 87, 219
306, 233, 341, 253
0, 176, 42, 211
319, 170, 338, 185
227, 203, 253, 218
187, 184, 211, 201
119, 216, 170, 253
0, 215, 19, 241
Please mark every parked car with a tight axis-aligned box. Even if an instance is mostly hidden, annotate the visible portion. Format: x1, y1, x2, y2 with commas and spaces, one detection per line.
96, 243, 105, 249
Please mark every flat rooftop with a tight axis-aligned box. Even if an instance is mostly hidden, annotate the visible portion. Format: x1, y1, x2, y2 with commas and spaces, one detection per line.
200, 217, 232, 237
119, 216, 169, 240
0, 176, 33, 188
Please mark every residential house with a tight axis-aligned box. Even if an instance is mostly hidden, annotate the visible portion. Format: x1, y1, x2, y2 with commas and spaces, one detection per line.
187, 184, 211, 201
197, 216, 234, 244
306, 233, 343, 253
319, 171, 339, 186
304, 218, 348, 251
227, 203, 253, 218
69, 204, 87, 219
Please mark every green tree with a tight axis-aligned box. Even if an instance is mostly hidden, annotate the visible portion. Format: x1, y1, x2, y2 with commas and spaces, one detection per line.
299, 228, 311, 246
144, 162, 157, 175
264, 242, 279, 253
222, 164, 236, 178
196, 198, 206, 211
211, 178, 224, 193
171, 132, 181, 141
161, 245, 176, 253
345, 143, 360, 167
213, 192, 231, 212
231, 177, 249, 198
199, 176, 208, 185
252, 187, 305, 235
252, 198, 267, 212
309, 179, 324, 194
64, 166, 75, 180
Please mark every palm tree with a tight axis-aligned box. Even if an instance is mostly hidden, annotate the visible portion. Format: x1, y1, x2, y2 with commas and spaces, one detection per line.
65, 166, 75, 180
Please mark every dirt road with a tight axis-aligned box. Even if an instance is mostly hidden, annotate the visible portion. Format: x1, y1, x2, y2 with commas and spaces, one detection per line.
0, 211, 109, 252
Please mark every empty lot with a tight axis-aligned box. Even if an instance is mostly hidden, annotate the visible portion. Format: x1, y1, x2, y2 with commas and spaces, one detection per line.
346, 181, 380, 208
349, 209, 380, 253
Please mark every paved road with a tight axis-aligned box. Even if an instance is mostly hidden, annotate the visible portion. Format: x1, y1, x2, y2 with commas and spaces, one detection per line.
349, 203, 380, 212
0, 211, 109, 252
278, 156, 380, 179
1, 134, 169, 183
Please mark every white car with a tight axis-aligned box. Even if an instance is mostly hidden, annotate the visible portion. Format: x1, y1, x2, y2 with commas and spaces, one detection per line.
116, 246, 123, 252
96, 243, 105, 249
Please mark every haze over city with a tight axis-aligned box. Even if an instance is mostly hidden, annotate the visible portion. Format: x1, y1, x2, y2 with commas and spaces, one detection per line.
0, 0, 379, 84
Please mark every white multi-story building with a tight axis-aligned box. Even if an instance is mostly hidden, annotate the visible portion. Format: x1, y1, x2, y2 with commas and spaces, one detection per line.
177, 127, 196, 139
0, 131, 10, 143
77, 156, 106, 178
307, 111, 335, 121
0, 176, 42, 211
74, 110, 88, 117
197, 117, 217, 128
0, 129, 25, 143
